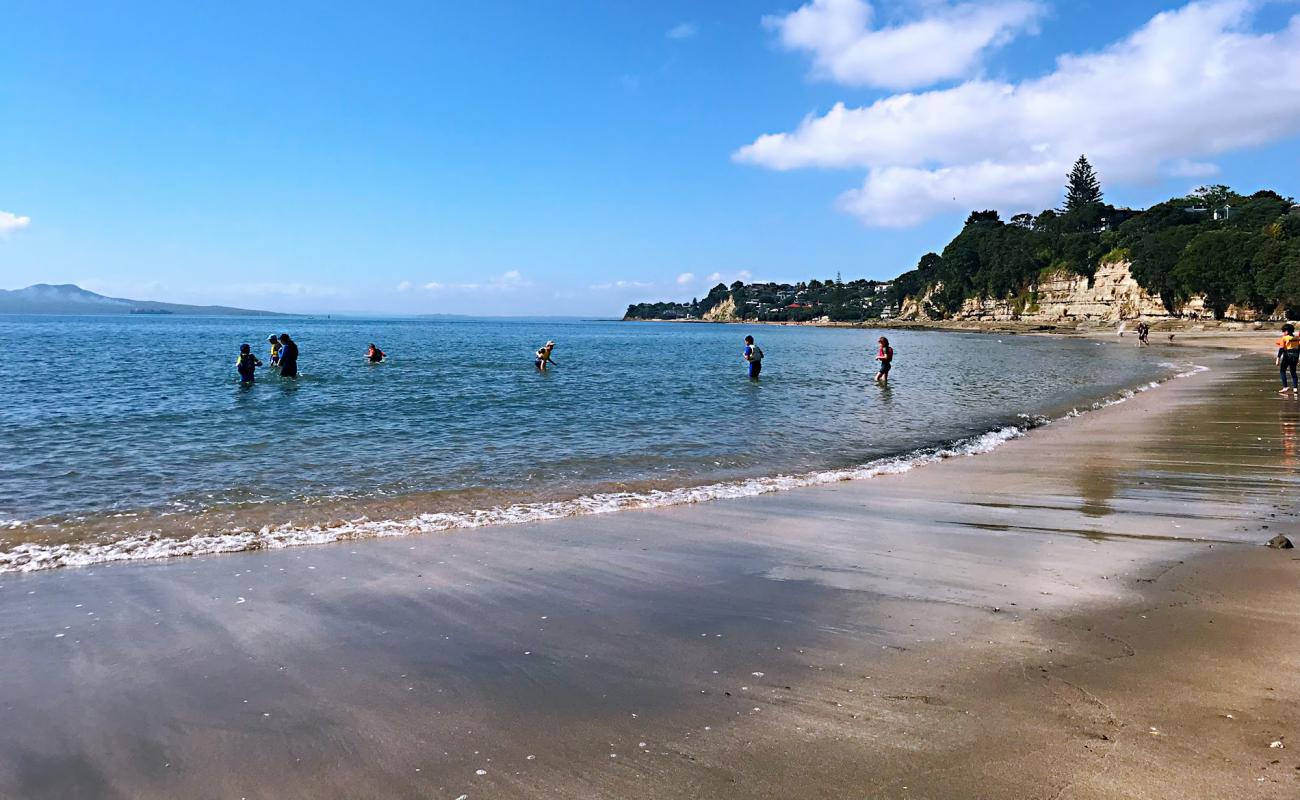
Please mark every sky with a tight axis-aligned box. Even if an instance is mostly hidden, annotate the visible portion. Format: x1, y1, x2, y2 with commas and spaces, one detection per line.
2, 0, 1299, 316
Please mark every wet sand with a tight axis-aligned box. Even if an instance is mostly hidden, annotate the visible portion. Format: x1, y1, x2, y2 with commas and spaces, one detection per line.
2, 350, 1298, 798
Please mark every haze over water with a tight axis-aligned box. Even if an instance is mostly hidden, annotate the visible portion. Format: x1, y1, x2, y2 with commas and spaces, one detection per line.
1, 316, 1188, 571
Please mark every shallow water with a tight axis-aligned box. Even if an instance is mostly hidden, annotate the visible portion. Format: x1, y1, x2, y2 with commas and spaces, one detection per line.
0, 316, 1189, 570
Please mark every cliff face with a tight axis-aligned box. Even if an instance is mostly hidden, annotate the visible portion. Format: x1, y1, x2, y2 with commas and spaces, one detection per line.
901, 261, 1202, 324
702, 295, 739, 322
1028, 260, 1171, 322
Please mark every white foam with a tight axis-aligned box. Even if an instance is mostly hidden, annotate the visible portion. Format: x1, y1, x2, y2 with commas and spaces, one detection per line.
0, 363, 1209, 574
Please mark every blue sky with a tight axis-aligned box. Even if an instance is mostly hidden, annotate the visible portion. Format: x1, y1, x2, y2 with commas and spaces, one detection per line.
2, 0, 1299, 315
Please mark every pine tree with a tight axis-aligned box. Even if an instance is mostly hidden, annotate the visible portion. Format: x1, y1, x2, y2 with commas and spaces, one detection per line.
1063, 155, 1103, 213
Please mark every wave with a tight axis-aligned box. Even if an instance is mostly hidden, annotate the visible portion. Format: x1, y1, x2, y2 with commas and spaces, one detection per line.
0, 363, 1210, 574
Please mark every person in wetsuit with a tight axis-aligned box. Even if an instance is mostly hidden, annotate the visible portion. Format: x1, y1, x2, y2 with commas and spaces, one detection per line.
277, 333, 300, 378
1277, 323, 1299, 395
235, 343, 263, 384
367, 343, 385, 363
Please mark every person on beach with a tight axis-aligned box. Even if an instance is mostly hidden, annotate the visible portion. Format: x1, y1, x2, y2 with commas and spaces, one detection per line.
366, 343, 386, 364
1137, 322, 1150, 346
535, 340, 556, 370
1276, 324, 1300, 395
277, 333, 300, 378
742, 335, 763, 380
235, 343, 262, 385
267, 334, 282, 367
874, 336, 894, 384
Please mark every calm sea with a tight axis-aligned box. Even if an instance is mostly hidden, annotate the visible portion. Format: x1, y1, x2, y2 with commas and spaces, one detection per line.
0, 315, 1192, 571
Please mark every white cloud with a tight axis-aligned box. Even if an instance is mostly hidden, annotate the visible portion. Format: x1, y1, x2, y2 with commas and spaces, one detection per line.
589, 279, 653, 290
396, 280, 413, 292
416, 271, 530, 293
676, 272, 696, 285
229, 282, 348, 298
1167, 158, 1221, 178
738, 1, 1300, 227
0, 211, 31, 238
764, 0, 1043, 90
701, 270, 754, 286
667, 21, 698, 40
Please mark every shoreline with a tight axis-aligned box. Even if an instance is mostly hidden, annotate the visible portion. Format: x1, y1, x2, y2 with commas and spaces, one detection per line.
624, 314, 1281, 343
3, 351, 1202, 575
2, 347, 1298, 797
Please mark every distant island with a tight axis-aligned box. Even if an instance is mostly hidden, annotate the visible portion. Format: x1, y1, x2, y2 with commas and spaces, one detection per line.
625, 157, 1300, 325
0, 284, 290, 317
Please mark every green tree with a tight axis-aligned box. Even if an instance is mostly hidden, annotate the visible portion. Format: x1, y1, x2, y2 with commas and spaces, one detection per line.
1063, 155, 1103, 214
1172, 230, 1259, 316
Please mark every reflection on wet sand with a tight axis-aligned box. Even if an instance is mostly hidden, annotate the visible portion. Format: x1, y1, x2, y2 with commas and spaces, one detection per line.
1, 353, 1297, 799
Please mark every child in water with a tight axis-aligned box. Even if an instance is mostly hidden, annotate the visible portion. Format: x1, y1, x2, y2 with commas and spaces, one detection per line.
267, 335, 282, 367
874, 336, 894, 384
535, 340, 556, 370
367, 343, 386, 363
236, 343, 263, 384
742, 336, 763, 379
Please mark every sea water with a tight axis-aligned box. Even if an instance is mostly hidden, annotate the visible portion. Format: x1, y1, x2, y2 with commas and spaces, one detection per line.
0, 315, 1192, 571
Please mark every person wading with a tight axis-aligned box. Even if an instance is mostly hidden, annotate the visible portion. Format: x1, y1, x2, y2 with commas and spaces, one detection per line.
742, 335, 763, 380
874, 336, 894, 384
535, 340, 557, 371
277, 333, 300, 379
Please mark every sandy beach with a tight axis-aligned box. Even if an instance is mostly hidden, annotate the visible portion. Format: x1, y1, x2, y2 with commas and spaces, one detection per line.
2, 345, 1298, 799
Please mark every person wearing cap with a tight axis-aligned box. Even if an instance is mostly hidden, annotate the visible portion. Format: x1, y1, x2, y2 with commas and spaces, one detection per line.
535, 340, 557, 370
267, 334, 282, 367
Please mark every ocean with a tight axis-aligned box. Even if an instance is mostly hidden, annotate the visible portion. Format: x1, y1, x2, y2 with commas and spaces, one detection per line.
0, 315, 1197, 572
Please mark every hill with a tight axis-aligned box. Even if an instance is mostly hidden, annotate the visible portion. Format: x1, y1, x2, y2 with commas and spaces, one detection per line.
624, 157, 1300, 324
0, 284, 289, 316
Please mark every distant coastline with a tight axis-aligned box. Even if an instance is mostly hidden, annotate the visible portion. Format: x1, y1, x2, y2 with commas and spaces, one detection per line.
0, 283, 290, 317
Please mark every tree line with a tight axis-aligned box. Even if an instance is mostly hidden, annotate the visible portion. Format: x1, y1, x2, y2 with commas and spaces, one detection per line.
625, 157, 1300, 322
890, 157, 1300, 318
624, 276, 895, 322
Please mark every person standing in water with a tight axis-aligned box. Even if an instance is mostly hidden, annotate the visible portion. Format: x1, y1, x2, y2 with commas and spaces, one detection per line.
1277, 323, 1300, 395
535, 340, 556, 370
366, 343, 386, 363
277, 333, 300, 378
742, 335, 763, 380
235, 343, 263, 385
874, 336, 894, 384
267, 334, 282, 367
